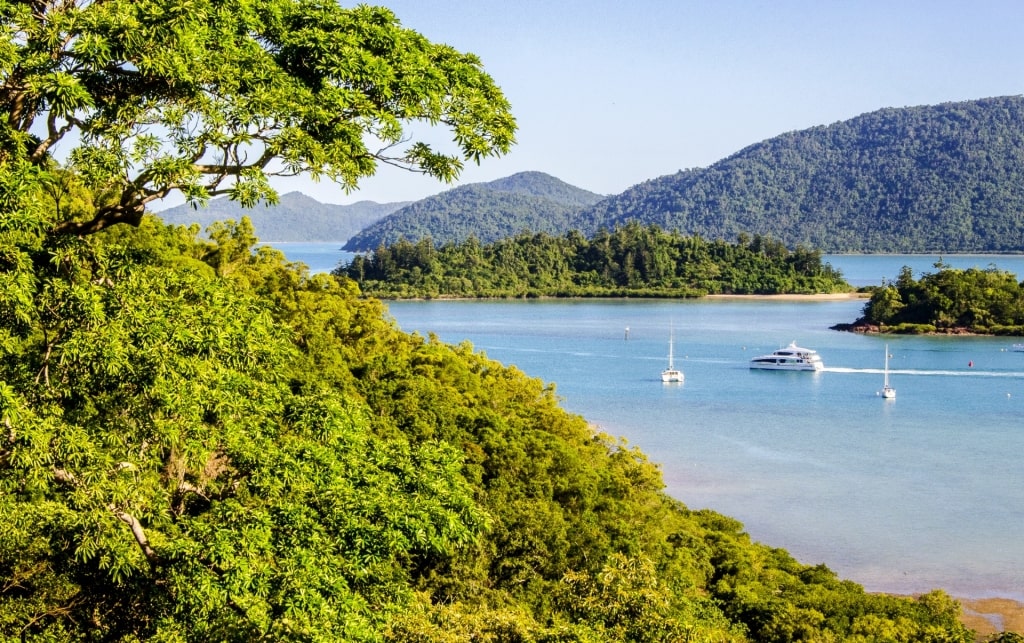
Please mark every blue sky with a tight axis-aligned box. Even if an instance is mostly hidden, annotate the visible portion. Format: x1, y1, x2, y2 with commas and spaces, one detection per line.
271, 0, 1024, 205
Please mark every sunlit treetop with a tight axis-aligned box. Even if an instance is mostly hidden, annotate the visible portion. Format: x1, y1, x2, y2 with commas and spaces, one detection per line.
0, 0, 516, 234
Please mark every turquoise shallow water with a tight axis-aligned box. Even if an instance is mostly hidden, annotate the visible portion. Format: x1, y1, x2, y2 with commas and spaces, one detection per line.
385, 298, 1024, 600
268, 243, 1024, 598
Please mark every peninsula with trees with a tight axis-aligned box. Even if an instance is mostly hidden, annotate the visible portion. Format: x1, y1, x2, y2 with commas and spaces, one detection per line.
835, 264, 1024, 335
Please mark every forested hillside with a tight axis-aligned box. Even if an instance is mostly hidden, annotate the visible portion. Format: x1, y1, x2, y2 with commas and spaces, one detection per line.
341, 223, 849, 298
343, 97, 1024, 254
574, 96, 1024, 252
0, 213, 974, 641
157, 192, 405, 242
0, 0, 995, 639
343, 171, 606, 250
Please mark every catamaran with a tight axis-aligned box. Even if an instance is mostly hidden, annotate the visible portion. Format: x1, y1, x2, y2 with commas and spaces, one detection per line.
749, 341, 824, 371
661, 326, 684, 383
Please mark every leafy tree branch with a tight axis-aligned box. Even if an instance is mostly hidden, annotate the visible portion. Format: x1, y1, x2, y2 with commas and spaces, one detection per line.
1, 0, 516, 235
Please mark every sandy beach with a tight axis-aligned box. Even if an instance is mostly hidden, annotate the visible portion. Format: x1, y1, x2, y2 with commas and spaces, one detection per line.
703, 292, 870, 301
959, 597, 1024, 638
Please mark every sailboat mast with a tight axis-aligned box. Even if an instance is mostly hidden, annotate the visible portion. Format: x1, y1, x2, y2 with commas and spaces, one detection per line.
661, 321, 684, 383
884, 345, 889, 386
668, 325, 674, 368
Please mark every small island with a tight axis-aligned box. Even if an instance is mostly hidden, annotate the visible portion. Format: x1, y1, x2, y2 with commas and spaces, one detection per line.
833, 263, 1024, 335
338, 222, 851, 299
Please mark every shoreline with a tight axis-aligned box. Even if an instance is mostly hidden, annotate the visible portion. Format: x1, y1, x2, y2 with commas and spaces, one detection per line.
957, 597, 1024, 637
703, 292, 869, 301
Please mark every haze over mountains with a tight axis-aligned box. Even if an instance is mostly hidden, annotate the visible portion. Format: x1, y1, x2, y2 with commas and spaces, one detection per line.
159, 96, 1024, 253
156, 192, 407, 242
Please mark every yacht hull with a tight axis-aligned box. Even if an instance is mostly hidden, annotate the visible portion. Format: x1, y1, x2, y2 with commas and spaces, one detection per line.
748, 361, 823, 371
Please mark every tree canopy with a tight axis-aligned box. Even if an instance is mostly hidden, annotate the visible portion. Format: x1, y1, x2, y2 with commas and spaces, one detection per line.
0, 0, 515, 235
848, 263, 1024, 334
340, 223, 850, 298
0, 211, 978, 640
0, 2, 991, 640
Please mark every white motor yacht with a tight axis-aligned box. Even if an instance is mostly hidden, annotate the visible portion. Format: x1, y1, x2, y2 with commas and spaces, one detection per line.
749, 341, 824, 371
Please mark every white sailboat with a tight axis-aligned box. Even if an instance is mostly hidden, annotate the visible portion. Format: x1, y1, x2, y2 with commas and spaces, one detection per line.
661, 325, 684, 383
880, 344, 895, 399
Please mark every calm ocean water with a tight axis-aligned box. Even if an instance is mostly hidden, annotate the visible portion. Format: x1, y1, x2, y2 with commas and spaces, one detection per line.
271, 243, 1024, 599
385, 298, 1024, 600
257, 242, 355, 275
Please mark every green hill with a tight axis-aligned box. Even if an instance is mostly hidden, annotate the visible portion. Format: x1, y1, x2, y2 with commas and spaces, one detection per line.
0, 211, 975, 641
573, 96, 1024, 252
155, 191, 407, 242
342, 171, 606, 251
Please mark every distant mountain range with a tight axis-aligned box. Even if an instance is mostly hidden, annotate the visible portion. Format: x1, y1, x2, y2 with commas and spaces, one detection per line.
571, 95, 1024, 253
155, 192, 407, 242
341, 171, 605, 251
155, 96, 1024, 253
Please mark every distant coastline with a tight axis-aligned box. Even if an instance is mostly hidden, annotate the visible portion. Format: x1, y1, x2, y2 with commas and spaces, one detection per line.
704, 292, 868, 301
829, 320, 987, 336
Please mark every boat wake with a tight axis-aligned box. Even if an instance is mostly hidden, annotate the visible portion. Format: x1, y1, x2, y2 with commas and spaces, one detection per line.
826, 367, 1024, 378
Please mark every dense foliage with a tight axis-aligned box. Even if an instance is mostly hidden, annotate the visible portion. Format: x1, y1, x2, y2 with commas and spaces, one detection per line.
0, 2, 993, 640
0, 0, 514, 236
342, 172, 606, 251
339, 222, 850, 298
852, 264, 1024, 334
0, 207, 977, 640
573, 96, 1024, 253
